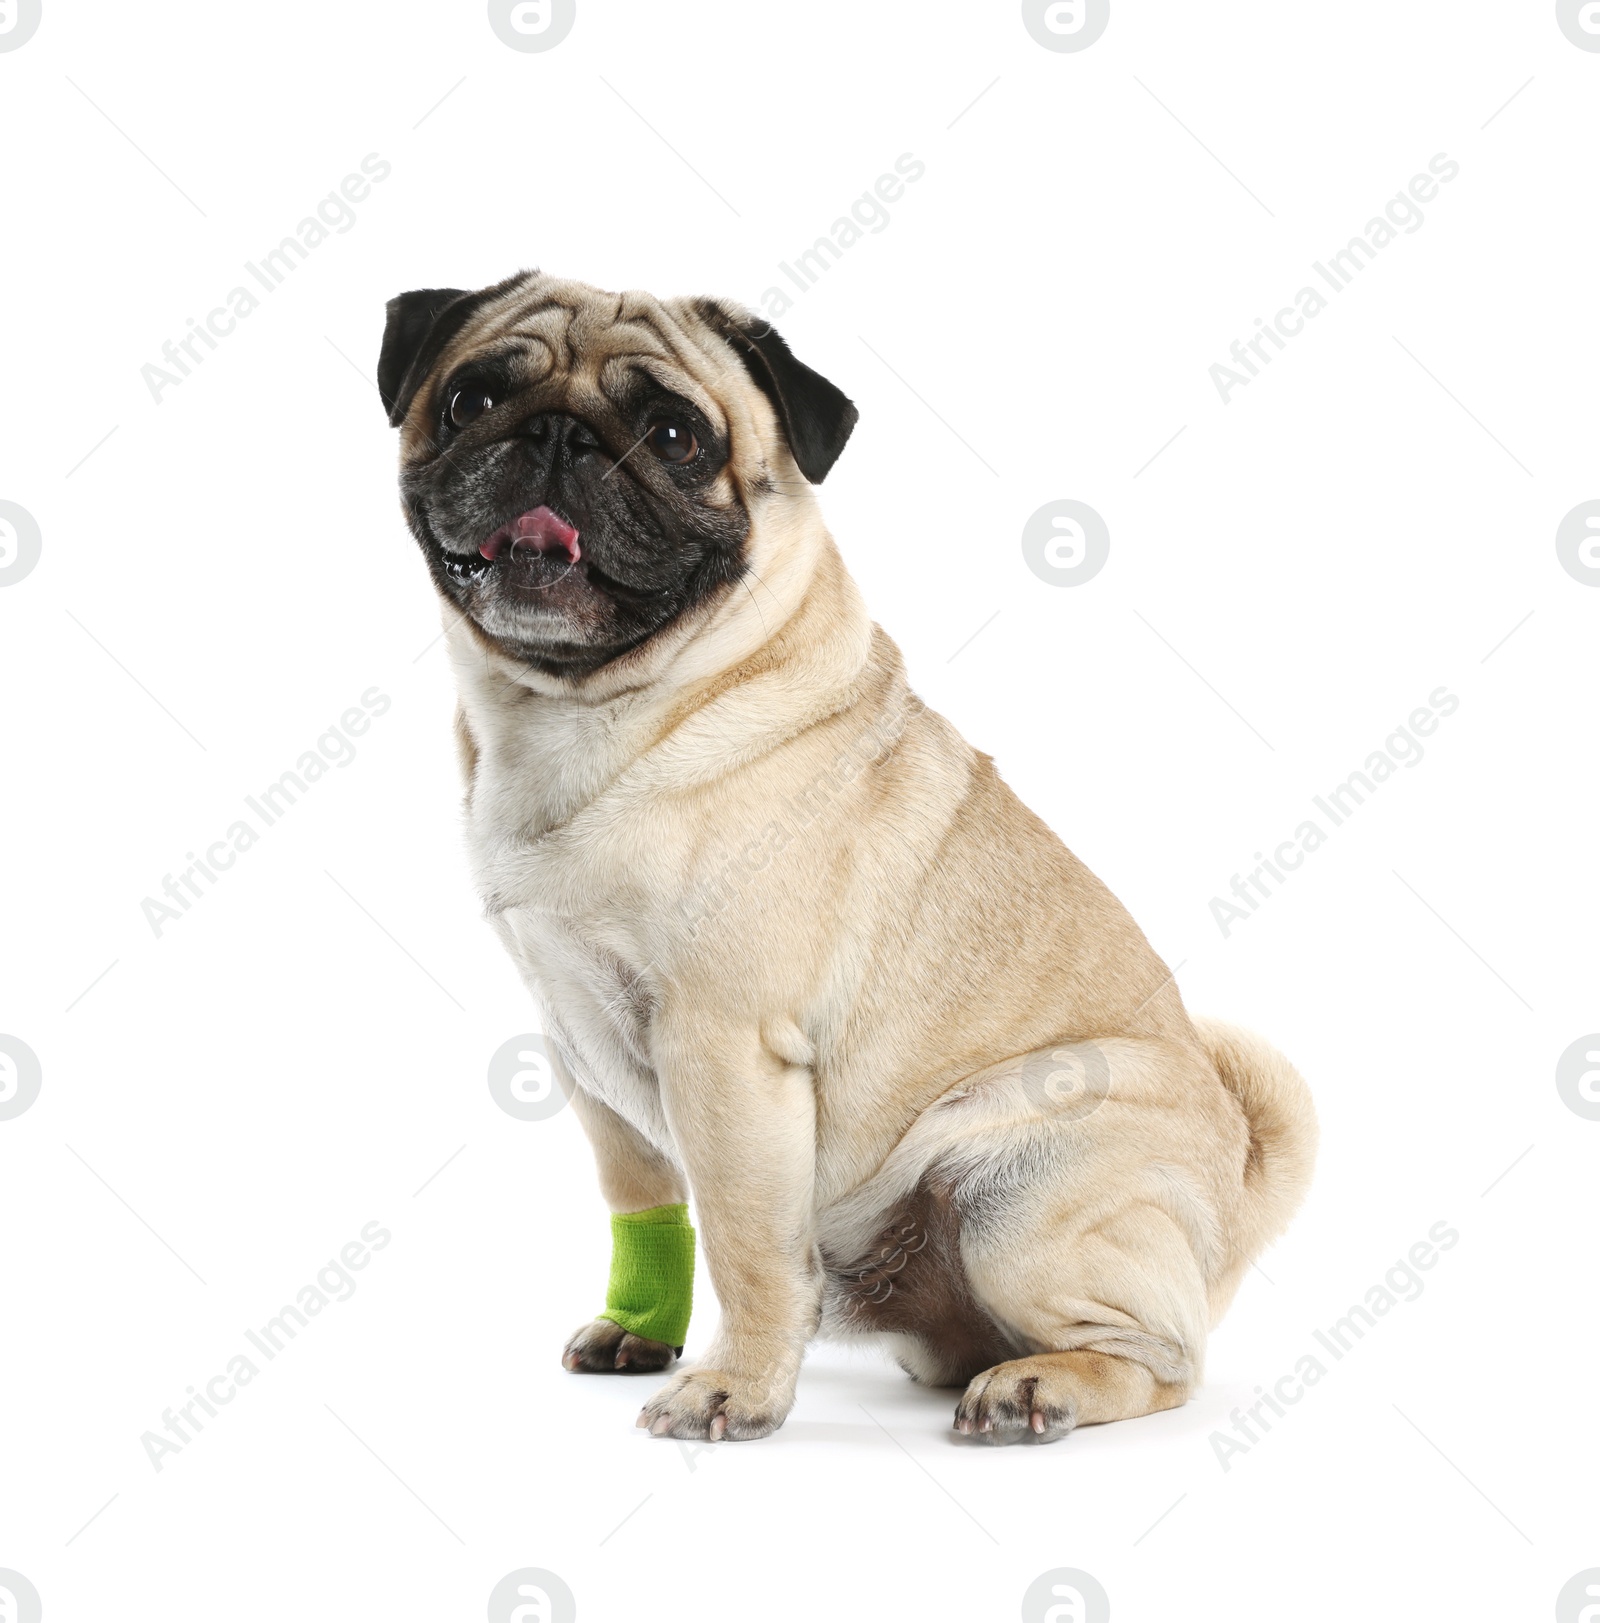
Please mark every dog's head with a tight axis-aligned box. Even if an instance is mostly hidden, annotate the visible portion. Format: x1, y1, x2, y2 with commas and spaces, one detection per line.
378, 270, 857, 680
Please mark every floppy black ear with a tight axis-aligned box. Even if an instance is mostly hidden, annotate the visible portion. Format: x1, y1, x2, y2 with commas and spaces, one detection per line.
377, 272, 534, 428
698, 303, 858, 483
378, 288, 467, 426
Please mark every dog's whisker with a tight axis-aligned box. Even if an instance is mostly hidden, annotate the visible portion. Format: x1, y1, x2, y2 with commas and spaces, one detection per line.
737, 575, 769, 638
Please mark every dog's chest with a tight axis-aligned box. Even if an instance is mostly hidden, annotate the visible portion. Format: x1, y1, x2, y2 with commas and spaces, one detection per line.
503, 908, 659, 1084
465, 720, 672, 1146
493, 895, 670, 1149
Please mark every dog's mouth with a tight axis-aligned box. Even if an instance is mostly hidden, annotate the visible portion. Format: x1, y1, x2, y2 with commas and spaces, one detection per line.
479, 505, 582, 566
410, 476, 750, 674
430, 504, 587, 594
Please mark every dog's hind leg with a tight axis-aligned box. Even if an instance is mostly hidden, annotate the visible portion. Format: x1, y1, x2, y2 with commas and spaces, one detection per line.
954, 1199, 1207, 1443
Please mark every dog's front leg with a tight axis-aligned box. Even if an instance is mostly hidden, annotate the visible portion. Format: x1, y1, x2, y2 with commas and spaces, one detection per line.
560, 1087, 692, 1376
637, 1021, 819, 1441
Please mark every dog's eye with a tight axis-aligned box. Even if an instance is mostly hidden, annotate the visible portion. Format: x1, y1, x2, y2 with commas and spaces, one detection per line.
645, 421, 697, 463
449, 384, 494, 429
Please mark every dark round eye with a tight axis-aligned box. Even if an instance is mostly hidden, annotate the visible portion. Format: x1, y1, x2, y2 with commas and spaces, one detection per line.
645, 420, 697, 463
448, 384, 494, 429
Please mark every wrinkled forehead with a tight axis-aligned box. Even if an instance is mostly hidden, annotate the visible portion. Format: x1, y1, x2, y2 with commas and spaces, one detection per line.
440, 275, 734, 431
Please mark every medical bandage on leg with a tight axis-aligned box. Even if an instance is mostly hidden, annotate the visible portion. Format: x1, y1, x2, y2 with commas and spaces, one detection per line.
600, 1202, 695, 1349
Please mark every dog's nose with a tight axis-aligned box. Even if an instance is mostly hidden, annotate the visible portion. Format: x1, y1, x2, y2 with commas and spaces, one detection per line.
519, 412, 602, 458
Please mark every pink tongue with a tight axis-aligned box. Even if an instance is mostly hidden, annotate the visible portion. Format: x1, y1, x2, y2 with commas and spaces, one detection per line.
481, 506, 581, 562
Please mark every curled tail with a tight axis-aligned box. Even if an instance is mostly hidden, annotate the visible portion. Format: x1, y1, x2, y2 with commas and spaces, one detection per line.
1195, 1017, 1318, 1320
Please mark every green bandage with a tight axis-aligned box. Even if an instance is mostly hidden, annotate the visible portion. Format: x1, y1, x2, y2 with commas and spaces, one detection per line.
600, 1203, 695, 1348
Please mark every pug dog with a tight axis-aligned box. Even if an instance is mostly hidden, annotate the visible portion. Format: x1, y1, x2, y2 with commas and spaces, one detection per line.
378, 270, 1316, 1443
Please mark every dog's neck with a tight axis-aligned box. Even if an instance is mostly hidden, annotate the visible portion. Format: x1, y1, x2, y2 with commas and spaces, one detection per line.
445, 518, 879, 845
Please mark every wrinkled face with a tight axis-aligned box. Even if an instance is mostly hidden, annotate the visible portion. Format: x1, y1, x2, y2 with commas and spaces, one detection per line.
379, 272, 857, 680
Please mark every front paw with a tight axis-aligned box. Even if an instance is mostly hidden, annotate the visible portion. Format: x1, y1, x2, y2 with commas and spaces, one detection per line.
562, 1317, 680, 1373
636, 1366, 792, 1441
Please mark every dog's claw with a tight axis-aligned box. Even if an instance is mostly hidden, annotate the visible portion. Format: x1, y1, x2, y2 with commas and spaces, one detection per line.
954, 1358, 1081, 1444
562, 1318, 677, 1375
635, 1367, 790, 1441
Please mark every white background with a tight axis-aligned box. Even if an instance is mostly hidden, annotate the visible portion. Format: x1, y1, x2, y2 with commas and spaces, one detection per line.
1, 2, 1596, 1619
